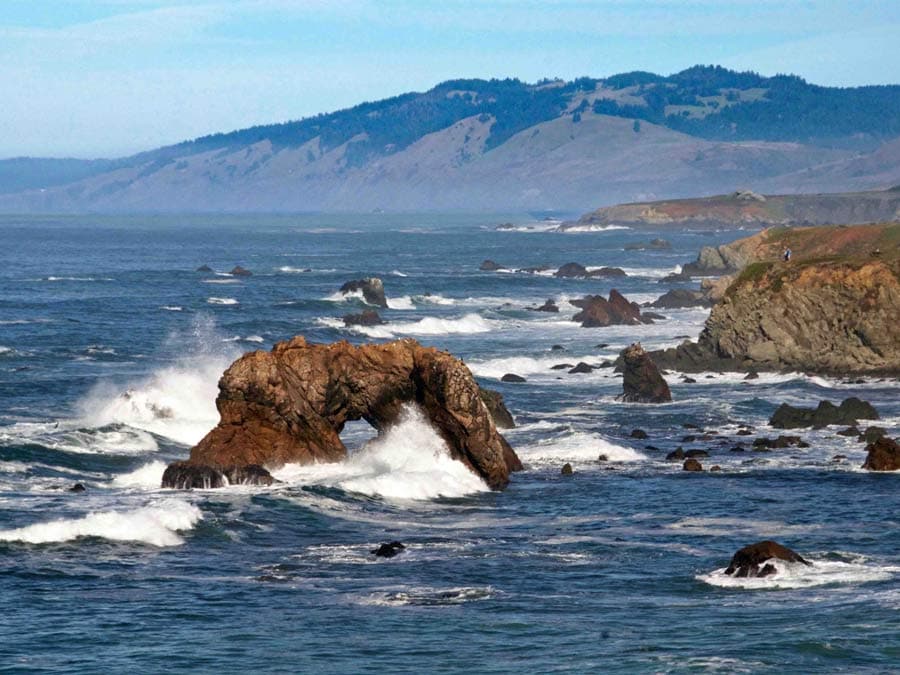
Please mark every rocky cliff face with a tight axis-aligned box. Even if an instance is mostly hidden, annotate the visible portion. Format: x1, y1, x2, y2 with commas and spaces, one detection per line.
655, 251, 900, 375
165, 336, 521, 490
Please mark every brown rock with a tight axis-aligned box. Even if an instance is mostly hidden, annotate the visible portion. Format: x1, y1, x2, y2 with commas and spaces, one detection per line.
619, 343, 672, 403
162, 336, 521, 491
561, 462, 574, 475
862, 437, 900, 471
343, 309, 384, 326
572, 289, 648, 328
479, 388, 515, 430
338, 277, 387, 308
230, 265, 252, 276
724, 540, 810, 577
683, 458, 703, 471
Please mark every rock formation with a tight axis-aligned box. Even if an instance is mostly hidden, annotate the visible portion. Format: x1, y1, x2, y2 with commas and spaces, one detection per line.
162, 336, 521, 491
372, 541, 406, 558
572, 290, 650, 327
653, 228, 900, 375
862, 437, 900, 471
343, 310, 384, 326
724, 540, 810, 578
529, 299, 559, 313
230, 265, 252, 276
480, 260, 505, 271
618, 343, 672, 403
478, 388, 515, 429
770, 397, 878, 429
649, 289, 712, 309
338, 277, 387, 308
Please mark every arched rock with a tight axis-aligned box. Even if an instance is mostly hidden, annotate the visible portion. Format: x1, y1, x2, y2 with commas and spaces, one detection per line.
162, 336, 521, 490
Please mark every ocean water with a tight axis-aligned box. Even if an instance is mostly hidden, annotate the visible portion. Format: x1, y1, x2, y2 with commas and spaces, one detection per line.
1, 213, 898, 673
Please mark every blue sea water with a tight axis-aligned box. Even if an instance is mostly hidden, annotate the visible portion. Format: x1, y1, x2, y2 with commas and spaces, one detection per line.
0, 213, 898, 673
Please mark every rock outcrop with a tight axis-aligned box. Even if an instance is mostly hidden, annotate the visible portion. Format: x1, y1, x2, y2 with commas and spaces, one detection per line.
649, 289, 712, 309
230, 265, 252, 276
572, 290, 650, 327
724, 540, 810, 578
162, 337, 521, 491
652, 231, 900, 375
338, 277, 388, 308
529, 299, 559, 313
862, 437, 900, 471
770, 397, 879, 429
343, 310, 384, 326
618, 343, 672, 403
478, 388, 515, 429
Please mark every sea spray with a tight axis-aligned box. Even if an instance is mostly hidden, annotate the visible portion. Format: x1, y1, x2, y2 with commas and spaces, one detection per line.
273, 405, 488, 500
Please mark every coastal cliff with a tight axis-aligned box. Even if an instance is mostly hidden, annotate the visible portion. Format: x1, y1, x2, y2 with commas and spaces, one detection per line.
564, 187, 900, 232
654, 223, 900, 374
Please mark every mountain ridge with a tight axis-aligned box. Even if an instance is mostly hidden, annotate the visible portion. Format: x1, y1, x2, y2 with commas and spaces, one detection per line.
3, 65, 900, 213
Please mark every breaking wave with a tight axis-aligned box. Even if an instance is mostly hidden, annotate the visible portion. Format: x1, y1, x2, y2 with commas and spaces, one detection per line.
273, 405, 488, 500
0, 499, 202, 547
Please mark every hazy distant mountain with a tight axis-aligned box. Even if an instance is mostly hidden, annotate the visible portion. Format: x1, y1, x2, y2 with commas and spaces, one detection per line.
3, 65, 900, 213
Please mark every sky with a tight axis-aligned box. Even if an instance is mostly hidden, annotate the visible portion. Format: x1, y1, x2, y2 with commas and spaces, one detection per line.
2, 0, 899, 158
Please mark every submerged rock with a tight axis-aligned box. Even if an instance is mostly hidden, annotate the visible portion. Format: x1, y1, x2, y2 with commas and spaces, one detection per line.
230, 265, 252, 276
339, 277, 387, 308
372, 541, 406, 558
501, 373, 526, 383
862, 437, 900, 471
196, 264, 213, 272
683, 458, 703, 471
529, 299, 559, 313
162, 461, 274, 489
343, 309, 384, 326
724, 540, 810, 578
618, 343, 672, 403
770, 397, 879, 429
624, 238, 671, 251
554, 262, 626, 279
69, 483, 86, 493
568, 362, 594, 374
162, 336, 521, 491
479, 259, 505, 271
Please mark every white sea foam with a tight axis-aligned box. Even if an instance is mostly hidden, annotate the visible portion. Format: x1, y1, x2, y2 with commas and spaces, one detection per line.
386, 295, 416, 310
517, 430, 645, 465
391, 270, 408, 277
277, 266, 311, 273
206, 297, 238, 305
223, 335, 265, 344
273, 405, 488, 500
0, 498, 202, 547
620, 265, 683, 279
466, 354, 601, 379
698, 558, 897, 590
0, 422, 160, 456
557, 224, 630, 233
326, 288, 368, 304
202, 278, 241, 284
43, 276, 113, 282
416, 293, 455, 305
112, 461, 168, 489
0, 346, 13, 356
77, 332, 232, 446
361, 585, 495, 606
0, 460, 30, 473
319, 313, 496, 339
161, 306, 183, 311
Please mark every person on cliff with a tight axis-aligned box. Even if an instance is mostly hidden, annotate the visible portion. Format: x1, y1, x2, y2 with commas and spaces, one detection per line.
783, 247, 792, 262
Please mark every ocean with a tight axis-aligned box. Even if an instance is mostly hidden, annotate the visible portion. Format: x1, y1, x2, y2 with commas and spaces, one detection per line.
1, 213, 898, 673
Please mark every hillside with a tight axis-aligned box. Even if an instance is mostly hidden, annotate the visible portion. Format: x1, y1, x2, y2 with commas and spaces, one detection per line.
566, 187, 900, 231
3, 66, 900, 213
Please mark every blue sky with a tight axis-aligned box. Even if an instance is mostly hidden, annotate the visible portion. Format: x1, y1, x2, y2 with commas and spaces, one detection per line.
3, 0, 899, 158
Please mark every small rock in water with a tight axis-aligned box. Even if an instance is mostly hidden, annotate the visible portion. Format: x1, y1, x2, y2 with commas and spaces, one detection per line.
736, 429, 753, 436
630, 429, 648, 439
666, 448, 685, 461
501, 373, 526, 383
684, 449, 709, 458
550, 363, 573, 370
709, 465, 722, 472
568, 362, 594, 374
560, 463, 574, 475
69, 483, 86, 493
744, 370, 759, 380
230, 265, 252, 276
196, 264, 213, 272
862, 437, 900, 471
683, 423, 699, 430
858, 426, 886, 444
551, 344, 566, 351
724, 540, 810, 577
594, 343, 609, 349
597, 454, 609, 462
682, 377, 697, 384
372, 541, 406, 558
683, 458, 703, 472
